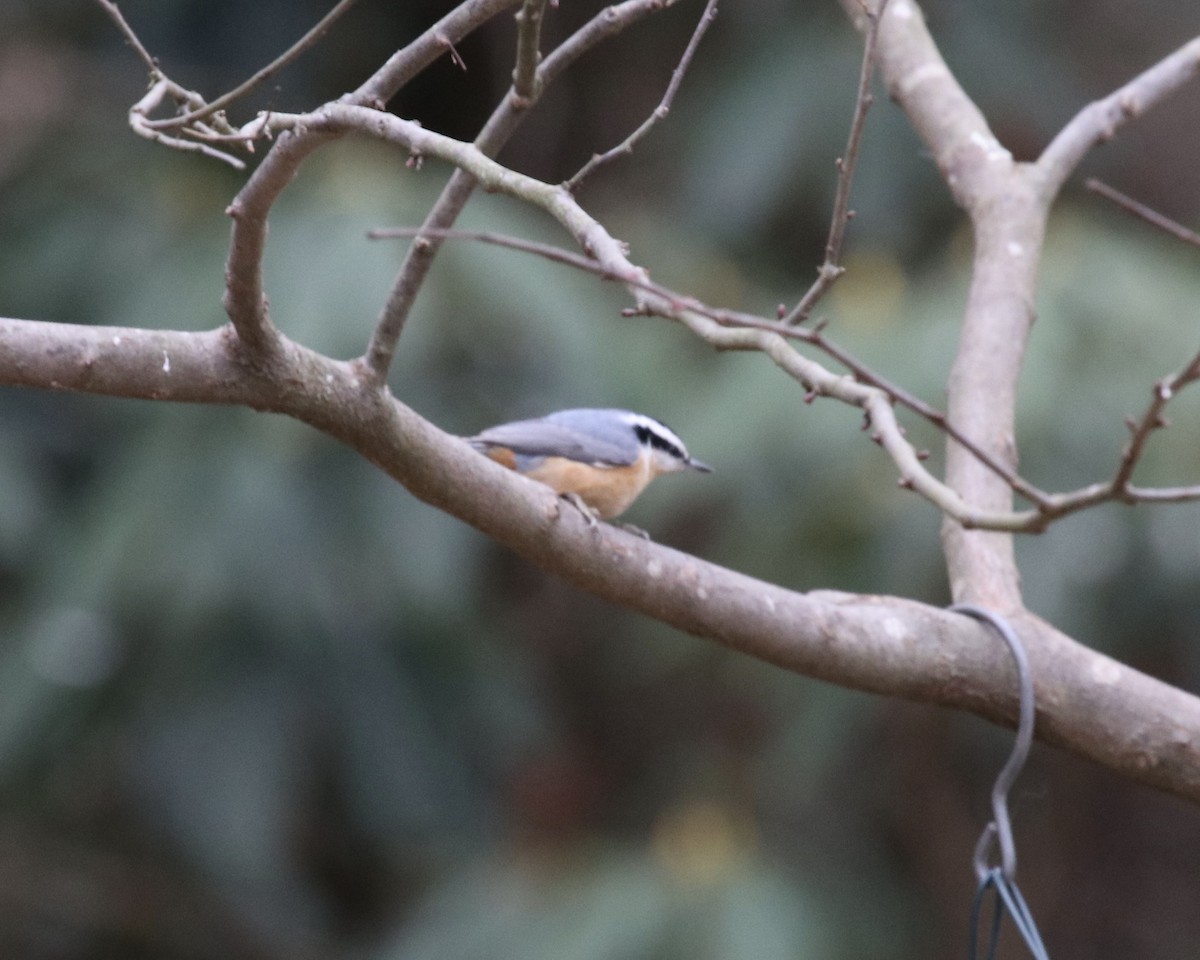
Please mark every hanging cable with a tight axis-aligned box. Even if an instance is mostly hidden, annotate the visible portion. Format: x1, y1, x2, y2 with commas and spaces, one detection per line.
948, 604, 1051, 960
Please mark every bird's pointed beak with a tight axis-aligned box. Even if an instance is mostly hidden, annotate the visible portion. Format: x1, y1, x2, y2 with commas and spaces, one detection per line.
687, 458, 713, 473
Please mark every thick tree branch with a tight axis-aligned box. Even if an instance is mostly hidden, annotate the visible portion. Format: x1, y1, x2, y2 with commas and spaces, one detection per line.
2, 314, 1200, 803
857, 0, 1033, 608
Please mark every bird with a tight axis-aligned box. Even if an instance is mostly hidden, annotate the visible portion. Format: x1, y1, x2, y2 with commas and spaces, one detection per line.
466, 408, 711, 520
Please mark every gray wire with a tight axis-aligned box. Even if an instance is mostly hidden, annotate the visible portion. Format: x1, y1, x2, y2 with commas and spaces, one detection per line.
971, 868, 1051, 960
948, 603, 1035, 883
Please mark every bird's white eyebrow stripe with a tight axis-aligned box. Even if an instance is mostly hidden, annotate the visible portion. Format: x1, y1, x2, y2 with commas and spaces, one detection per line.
620, 411, 686, 452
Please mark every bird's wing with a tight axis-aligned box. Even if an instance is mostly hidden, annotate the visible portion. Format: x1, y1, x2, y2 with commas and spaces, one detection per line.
467, 419, 636, 466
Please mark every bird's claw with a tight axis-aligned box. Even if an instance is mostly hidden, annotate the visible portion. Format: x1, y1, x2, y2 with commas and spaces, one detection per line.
558, 495, 651, 539
561, 492, 600, 527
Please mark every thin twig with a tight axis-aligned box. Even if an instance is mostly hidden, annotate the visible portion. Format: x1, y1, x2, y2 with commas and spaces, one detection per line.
439, 34, 468, 71
511, 0, 549, 102
1085, 178, 1200, 248
129, 79, 247, 169
1092, 167, 1200, 493
783, 0, 889, 325
370, 227, 639, 279
181, 113, 274, 144
143, 0, 363, 130
94, 0, 158, 74
563, 0, 718, 193
1125, 482, 1200, 502
1112, 345, 1200, 494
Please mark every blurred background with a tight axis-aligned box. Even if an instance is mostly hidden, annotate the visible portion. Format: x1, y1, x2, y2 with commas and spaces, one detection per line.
3, 0, 1200, 957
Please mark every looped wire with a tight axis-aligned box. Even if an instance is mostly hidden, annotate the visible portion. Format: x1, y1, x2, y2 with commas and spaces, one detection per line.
969, 867, 1050, 960
948, 603, 1050, 960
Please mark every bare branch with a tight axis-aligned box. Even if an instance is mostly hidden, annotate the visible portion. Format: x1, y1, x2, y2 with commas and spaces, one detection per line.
129, 80, 247, 170
221, 132, 322, 353
143, 0, 364, 131
1112, 346, 1200, 493
94, 0, 158, 74
97, 2, 248, 166
1124, 482, 1200, 502
563, 0, 718, 193
511, 0, 549, 102
363, 0, 683, 381
352, 0, 524, 106
1086, 178, 1200, 248
0, 321, 258, 406
1114, 385, 1173, 498
783, 0, 889, 326
369, 227, 637, 279
1038, 35, 1200, 195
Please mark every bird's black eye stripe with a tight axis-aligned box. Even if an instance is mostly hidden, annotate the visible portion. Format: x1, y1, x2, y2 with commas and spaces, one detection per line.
634, 423, 684, 460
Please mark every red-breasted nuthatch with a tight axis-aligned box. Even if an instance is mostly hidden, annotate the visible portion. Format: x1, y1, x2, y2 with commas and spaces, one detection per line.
467, 408, 712, 519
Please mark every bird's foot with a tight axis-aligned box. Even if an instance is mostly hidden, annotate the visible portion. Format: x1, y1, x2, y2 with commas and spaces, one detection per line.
561, 492, 600, 527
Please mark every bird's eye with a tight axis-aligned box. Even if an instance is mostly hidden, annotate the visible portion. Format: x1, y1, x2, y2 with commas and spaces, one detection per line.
634, 424, 685, 460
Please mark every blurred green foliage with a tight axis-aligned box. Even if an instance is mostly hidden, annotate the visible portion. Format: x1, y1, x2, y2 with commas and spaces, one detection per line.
3, 1, 1200, 958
